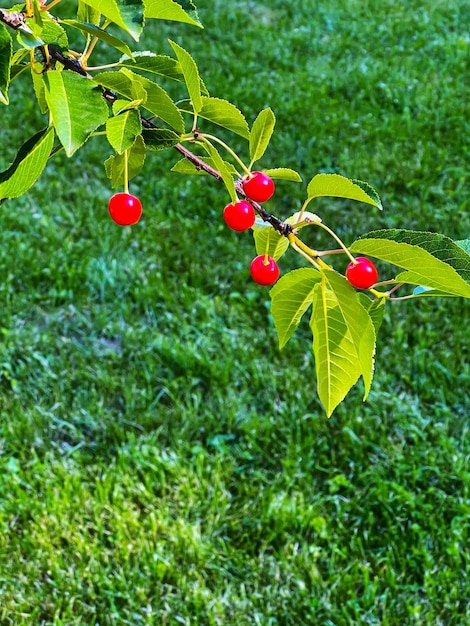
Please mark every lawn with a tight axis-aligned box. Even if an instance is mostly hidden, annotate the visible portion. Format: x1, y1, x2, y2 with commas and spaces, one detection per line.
0, 0, 469, 624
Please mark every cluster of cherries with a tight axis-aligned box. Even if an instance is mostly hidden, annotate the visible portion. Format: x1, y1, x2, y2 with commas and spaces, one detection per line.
107, 171, 378, 290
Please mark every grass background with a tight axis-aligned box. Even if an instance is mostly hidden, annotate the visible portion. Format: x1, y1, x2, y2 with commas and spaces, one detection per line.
0, 0, 469, 624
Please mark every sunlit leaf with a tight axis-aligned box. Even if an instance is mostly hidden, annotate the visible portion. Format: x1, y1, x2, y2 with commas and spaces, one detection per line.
106, 109, 142, 154
144, 0, 202, 27
357, 229, 470, 283
168, 39, 202, 115
201, 140, 236, 203
311, 270, 376, 416
262, 167, 302, 182
0, 23, 12, 104
270, 268, 321, 349
80, 0, 144, 40
350, 237, 470, 298
252, 221, 290, 262
61, 20, 133, 58
307, 173, 382, 210
249, 107, 275, 165
45, 70, 108, 156
104, 134, 145, 187
0, 127, 54, 200
178, 96, 249, 139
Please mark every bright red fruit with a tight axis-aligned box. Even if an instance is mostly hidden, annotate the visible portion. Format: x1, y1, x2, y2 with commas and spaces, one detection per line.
250, 255, 280, 285
223, 200, 256, 231
242, 171, 275, 203
346, 257, 379, 289
108, 192, 142, 226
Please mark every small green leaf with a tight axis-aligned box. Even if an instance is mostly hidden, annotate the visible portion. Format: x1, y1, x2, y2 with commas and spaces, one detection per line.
119, 52, 184, 81
357, 294, 386, 335
31, 64, 48, 113
106, 109, 142, 154
311, 270, 376, 417
252, 221, 289, 262
0, 127, 54, 200
61, 20, 134, 58
350, 237, 470, 298
270, 268, 322, 349
262, 167, 302, 182
144, 0, 202, 27
80, 0, 144, 40
142, 128, 180, 151
457, 239, 470, 255
77, 0, 101, 26
105, 134, 145, 187
249, 107, 275, 165
201, 141, 236, 204
0, 23, 12, 104
39, 15, 68, 47
307, 173, 383, 210
45, 70, 108, 156
168, 39, 202, 115
171, 156, 238, 176
178, 96, 249, 139
95, 69, 184, 133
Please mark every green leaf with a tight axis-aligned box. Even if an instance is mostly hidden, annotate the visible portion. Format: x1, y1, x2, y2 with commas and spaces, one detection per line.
201, 141, 236, 203
119, 52, 184, 81
311, 270, 376, 417
80, 0, 144, 40
357, 294, 386, 335
142, 128, 180, 151
144, 0, 202, 27
31, 63, 48, 113
249, 107, 275, 165
262, 167, 302, 182
77, 0, 101, 25
106, 109, 142, 154
171, 156, 238, 176
252, 221, 290, 262
39, 16, 68, 47
44, 70, 108, 156
104, 134, 145, 187
95, 69, 184, 133
350, 238, 470, 298
0, 127, 54, 200
178, 96, 249, 139
0, 23, 12, 104
307, 173, 383, 210
270, 268, 321, 349
456, 239, 470, 255
357, 229, 470, 283
168, 39, 202, 115
61, 20, 133, 58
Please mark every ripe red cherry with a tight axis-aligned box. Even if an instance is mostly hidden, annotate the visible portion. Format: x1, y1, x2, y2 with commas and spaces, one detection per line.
223, 200, 256, 231
242, 171, 275, 203
250, 255, 280, 285
346, 257, 379, 289
108, 192, 142, 226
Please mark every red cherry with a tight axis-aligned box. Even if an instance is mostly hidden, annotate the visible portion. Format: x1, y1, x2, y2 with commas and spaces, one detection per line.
108, 192, 142, 226
223, 200, 256, 231
346, 257, 379, 289
250, 255, 280, 285
242, 171, 275, 203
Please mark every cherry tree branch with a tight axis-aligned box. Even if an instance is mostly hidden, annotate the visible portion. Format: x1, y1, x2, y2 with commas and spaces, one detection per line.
0, 9, 293, 236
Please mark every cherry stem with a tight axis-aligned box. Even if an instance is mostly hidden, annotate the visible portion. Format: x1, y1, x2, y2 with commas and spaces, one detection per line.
316, 222, 356, 264
196, 133, 250, 177
123, 149, 129, 194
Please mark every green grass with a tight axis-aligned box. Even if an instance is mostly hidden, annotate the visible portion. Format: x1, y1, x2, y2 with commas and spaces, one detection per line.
0, 0, 469, 624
